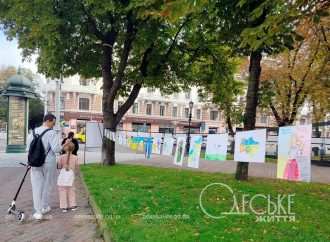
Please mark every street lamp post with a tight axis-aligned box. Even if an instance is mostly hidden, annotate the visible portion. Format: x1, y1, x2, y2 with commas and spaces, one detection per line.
43, 80, 48, 115
186, 101, 194, 155
55, 78, 61, 134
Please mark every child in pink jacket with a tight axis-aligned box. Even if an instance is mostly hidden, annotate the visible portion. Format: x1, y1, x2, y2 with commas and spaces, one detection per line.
57, 142, 79, 212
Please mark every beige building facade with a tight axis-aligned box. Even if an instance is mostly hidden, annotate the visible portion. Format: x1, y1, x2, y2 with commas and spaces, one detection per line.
47, 76, 326, 136
46, 77, 227, 134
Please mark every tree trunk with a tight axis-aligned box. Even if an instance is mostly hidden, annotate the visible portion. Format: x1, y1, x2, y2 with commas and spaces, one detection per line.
226, 113, 235, 136
102, 110, 117, 165
101, 39, 117, 165
102, 83, 142, 165
235, 51, 262, 181
102, 136, 116, 165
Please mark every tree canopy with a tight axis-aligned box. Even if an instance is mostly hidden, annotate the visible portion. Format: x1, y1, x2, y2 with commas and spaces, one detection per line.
1, 0, 328, 171
259, 9, 330, 126
0, 0, 212, 164
201, 0, 329, 180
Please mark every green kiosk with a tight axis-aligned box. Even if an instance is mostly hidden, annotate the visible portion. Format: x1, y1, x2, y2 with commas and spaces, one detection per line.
0, 72, 36, 153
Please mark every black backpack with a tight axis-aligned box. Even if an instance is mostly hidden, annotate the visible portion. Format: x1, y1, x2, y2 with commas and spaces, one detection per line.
28, 128, 51, 167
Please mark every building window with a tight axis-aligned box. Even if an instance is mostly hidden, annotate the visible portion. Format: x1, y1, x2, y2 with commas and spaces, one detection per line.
196, 109, 201, 119
300, 119, 306, 125
160, 105, 165, 116
79, 97, 90, 110
79, 78, 89, 86
185, 90, 191, 99
60, 96, 65, 110
132, 123, 151, 132
172, 106, 177, 117
184, 108, 189, 118
210, 111, 218, 120
209, 127, 218, 134
260, 115, 267, 124
132, 103, 138, 114
66, 93, 71, 100
146, 104, 152, 115
147, 87, 155, 93
159, 127, 174, 133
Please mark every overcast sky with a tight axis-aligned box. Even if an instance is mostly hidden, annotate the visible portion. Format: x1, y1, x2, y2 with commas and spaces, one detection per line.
0, 30, 38, 73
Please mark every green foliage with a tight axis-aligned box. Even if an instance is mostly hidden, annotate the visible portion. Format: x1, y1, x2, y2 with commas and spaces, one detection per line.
0, 96, 7, 122
258, 11, 330, 125
208, 0, 297, 55
28, 98, 44, 129
0, 0, 193, 88
195, 47, 245, 130
0, 66, 15, 122
238, 1, 294, 52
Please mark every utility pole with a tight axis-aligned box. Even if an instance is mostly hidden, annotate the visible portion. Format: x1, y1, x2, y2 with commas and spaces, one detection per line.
44, 80, 48, 115
55, 75, 62, 134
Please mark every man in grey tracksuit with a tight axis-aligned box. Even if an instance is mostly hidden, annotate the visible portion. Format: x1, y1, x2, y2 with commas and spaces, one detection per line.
27, 114, 70, 220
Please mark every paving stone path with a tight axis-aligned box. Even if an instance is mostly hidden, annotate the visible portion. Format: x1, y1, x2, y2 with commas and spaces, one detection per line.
0, 167, 103, 242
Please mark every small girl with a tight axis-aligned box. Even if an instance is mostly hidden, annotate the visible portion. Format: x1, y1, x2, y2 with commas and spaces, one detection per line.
57, 142, 79, 212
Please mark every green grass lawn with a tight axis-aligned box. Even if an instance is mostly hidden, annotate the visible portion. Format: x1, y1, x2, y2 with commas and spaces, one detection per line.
81, 164, 330, 242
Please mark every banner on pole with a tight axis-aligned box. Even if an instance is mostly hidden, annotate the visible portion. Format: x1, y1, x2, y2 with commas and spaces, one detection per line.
152, 134, 162, 154
277, 125, 312, 182
205, 134, 228, 161
144, 137, 153, 159
162, 137, 174, 156
128, 136, 144, 151
188, 136, 202, 168
174, 137, 186, 166
86, 122, 103, 147
234, 129, 266, 163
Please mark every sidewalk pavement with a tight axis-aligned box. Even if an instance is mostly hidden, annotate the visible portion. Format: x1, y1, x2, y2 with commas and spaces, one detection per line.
0, 167, 103, 242
0, 145, 142, 242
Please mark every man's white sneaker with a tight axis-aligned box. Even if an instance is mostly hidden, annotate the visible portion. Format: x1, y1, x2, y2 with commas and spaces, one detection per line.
33, 212, 43, 220
41, 206, 51, 215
